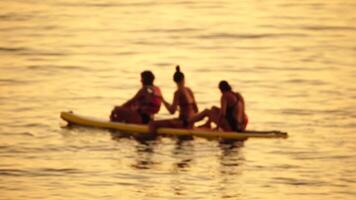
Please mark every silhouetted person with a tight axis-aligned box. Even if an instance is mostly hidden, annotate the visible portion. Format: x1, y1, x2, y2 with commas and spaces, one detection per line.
110, 70, 162, 124
191, 80, 248, 132
149, 66, 198, 133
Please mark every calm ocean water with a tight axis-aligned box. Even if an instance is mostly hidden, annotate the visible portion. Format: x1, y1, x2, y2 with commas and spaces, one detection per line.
0, 0, 355, 199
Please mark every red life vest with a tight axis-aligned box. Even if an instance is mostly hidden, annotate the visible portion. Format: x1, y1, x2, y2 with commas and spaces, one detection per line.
139, 86, 162, 115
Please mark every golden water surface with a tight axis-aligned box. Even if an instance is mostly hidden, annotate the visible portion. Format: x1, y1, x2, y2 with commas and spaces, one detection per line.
0, 0, 355, 199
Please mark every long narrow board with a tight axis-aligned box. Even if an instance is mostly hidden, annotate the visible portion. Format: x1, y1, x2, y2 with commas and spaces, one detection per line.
60, 111, 288, 140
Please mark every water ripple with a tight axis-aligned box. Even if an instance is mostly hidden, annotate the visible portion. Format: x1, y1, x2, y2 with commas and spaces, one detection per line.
0, 47, 67, 57
282, 78, 327, 85
27, 64, 88, 72
0, 168, 81, 177
0, 47, 28, 52
196, 33, 307, 40
272, 177, 326, 186
302, 25, 356, 32
132, 27, 201, 33
0, 78, 30, 85
56, 2, 157, 8
0, 14, 32, 21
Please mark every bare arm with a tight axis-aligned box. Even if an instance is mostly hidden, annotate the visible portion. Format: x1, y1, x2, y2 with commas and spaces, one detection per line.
162, 92, 178, 114
236, 101, 244, 124
216, 95, 227, 130
188, 88, 198, 113
235, 92, 245, 124
122, 89, 142, 107
220, 95, 227, 118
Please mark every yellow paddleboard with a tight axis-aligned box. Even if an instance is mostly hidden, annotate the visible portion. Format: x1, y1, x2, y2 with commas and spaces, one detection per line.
60, 111, 288, 140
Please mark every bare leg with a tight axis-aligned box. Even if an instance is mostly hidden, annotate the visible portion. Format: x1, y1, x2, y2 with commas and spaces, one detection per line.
110, 106, 142, 124
209, 106, 232, 131
194, 107, 218, 128
189, 108, 210, 125
149, 119, 184, 134
209, 106, 220, 125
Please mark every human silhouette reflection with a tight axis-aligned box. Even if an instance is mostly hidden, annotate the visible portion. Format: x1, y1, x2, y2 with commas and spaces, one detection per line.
131, 138, 159, 170
219, 139, 244, 157
172, 138, 194, 171
110, 129, 158, 141
110, 130, 159, 170
168, 138, 194, 197
217, 140, 245, 198
219, 140, 244, 169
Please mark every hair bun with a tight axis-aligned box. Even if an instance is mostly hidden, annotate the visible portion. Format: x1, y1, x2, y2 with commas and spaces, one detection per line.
176, 65, 180, 72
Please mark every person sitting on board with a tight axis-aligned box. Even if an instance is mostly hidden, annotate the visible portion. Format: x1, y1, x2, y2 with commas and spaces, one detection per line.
191, 80, 248, 132
149, 66, 198, 133
110, 70, 162, 124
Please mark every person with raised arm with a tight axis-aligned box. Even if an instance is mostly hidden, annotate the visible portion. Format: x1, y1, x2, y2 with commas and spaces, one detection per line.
149, 66, 198, 133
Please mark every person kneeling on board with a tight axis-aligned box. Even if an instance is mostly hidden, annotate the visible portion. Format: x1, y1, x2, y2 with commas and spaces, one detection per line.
149, 66, 199, 133
191, 80, 248, 132
110, 70, 162, 124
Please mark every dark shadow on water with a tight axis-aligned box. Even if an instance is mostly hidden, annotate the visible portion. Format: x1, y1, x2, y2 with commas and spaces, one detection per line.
131, 139, 159, 170
219, 139, 245, 155
110, 130, 158, 142
168, 138, 195, 196
110, 129, 196, 171
219, 139, 245, 171
172, 137, 194, 171
216, 140, 245, 199
109, 130, 160, 170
